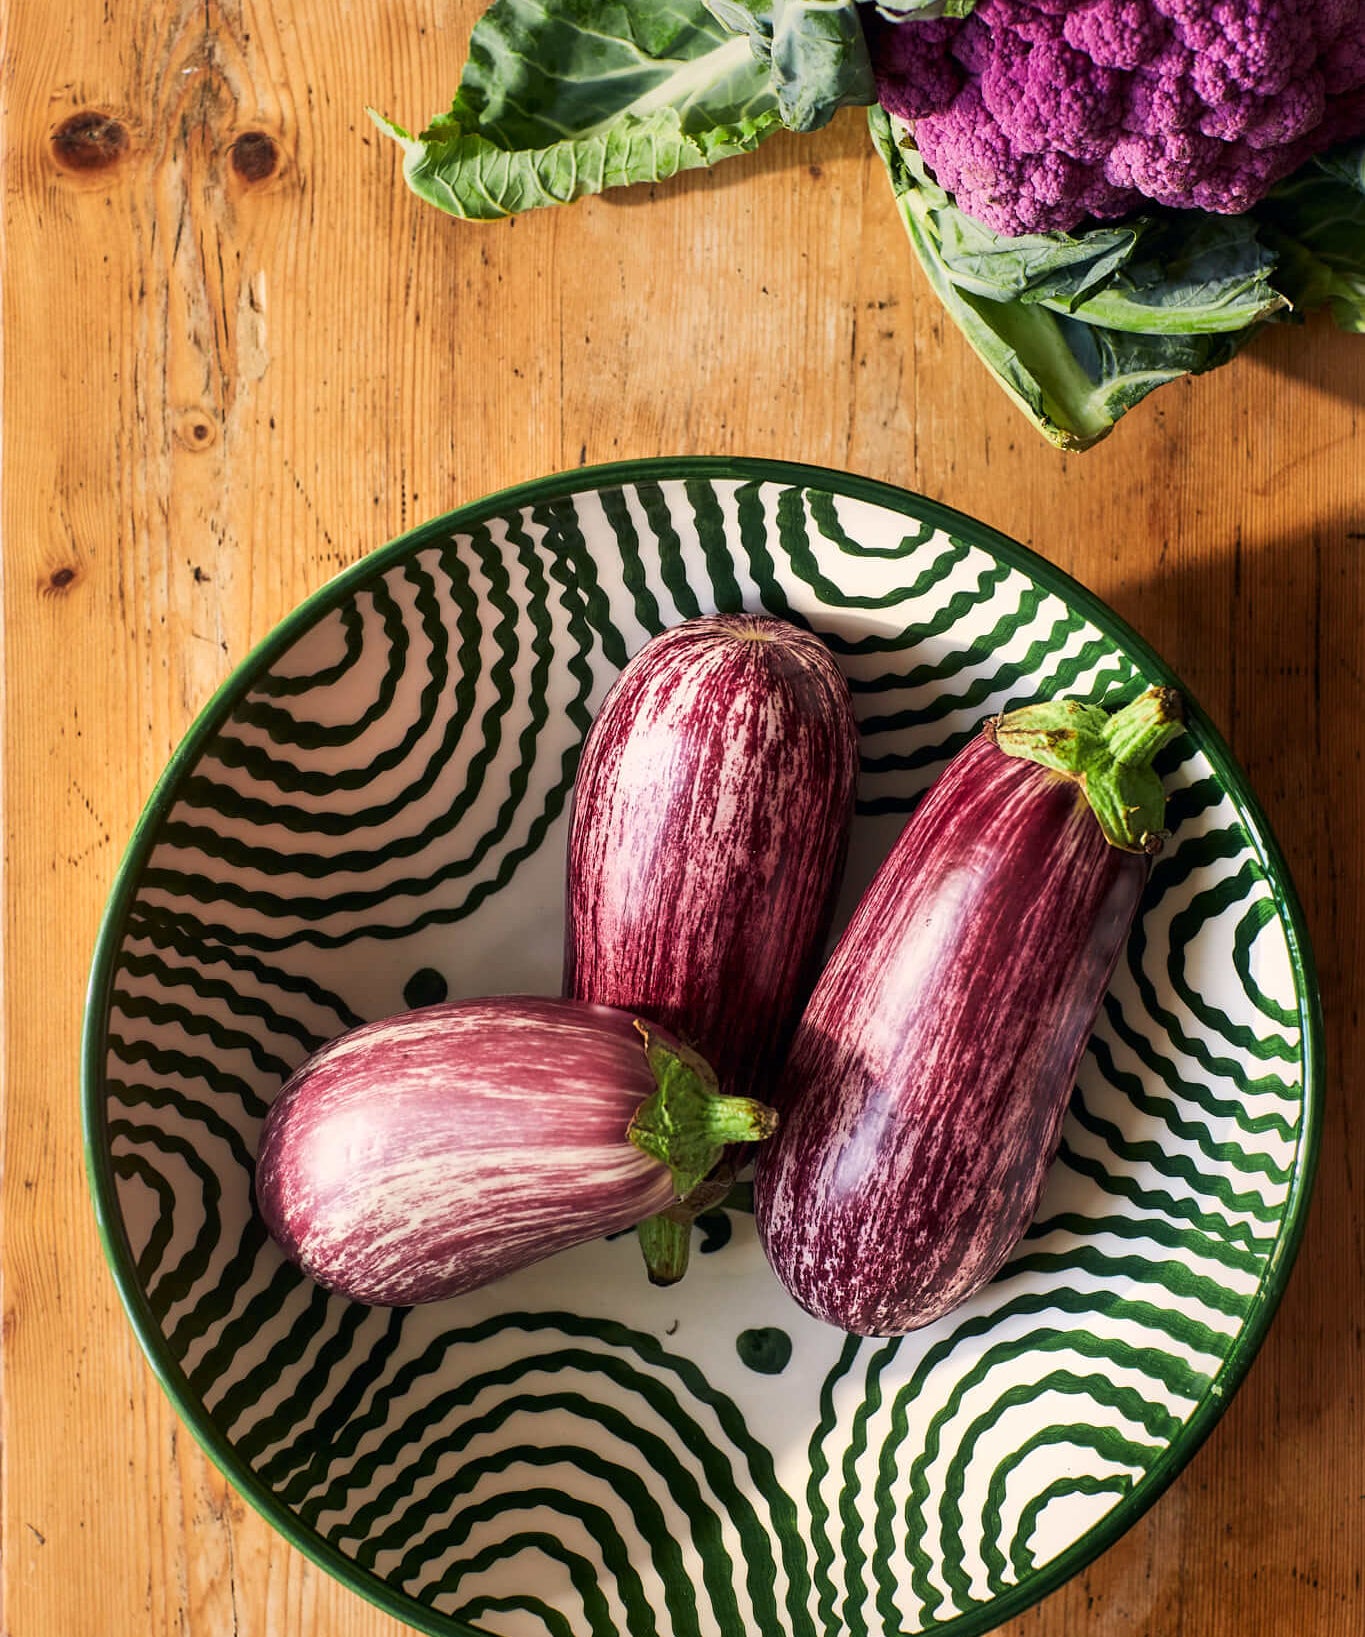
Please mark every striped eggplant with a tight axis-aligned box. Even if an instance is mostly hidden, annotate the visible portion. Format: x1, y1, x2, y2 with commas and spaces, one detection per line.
754, 687, 1186, 1337
565, 613, 860, 1102
255, 996, 777, 1306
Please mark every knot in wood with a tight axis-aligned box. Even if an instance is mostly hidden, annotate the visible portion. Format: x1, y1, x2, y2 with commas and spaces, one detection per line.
52, 112, 130, 172
230, 131, 280, 183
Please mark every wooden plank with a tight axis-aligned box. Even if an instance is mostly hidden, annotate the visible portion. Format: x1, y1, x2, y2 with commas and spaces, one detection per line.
3, 3, 1361, 1633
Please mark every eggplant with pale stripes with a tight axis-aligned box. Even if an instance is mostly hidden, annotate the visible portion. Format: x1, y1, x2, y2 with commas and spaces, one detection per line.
564, 612, 859, 1277
754, 687, 1186, 1337
255, 996, 777, 1305
565, 612, 859, 1102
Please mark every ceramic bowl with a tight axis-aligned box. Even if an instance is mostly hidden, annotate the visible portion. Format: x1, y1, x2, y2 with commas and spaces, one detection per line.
84, 458, 1320, 1637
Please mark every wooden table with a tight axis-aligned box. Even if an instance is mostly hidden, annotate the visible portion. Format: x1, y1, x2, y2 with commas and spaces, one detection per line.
4, 5, 1362, 1634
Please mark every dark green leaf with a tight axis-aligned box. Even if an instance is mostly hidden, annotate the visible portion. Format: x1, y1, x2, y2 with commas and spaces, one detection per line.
374, 0, 783, 220
704, 1, 876, 131
899, 144, 1287, 334
873, 0, 978, 16
1252, 141, 1365, 333
869, 110, 1269, 449
1052, 215, 1289, 334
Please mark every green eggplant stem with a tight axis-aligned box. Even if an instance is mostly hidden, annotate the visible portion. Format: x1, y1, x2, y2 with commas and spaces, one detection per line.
637, 1214, 692, 1287
985, 685, 1186, 853
627, 1022, 779, 1285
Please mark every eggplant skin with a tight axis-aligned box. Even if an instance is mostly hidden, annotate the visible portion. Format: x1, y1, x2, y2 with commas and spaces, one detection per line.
565, 614, 859, 1101
254, 997, 677, 1307
754, 735, 1150, 1337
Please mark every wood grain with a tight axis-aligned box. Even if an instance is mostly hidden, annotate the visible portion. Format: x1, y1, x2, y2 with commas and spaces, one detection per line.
2, 4, 1362, 1634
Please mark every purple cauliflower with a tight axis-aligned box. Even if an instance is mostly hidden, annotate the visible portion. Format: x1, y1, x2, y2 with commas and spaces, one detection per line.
868, 0, 1365, 234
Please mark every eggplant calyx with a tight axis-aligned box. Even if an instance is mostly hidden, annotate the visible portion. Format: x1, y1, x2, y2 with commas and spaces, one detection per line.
986, 686, 1186, 853
628, 1023, 778, 1284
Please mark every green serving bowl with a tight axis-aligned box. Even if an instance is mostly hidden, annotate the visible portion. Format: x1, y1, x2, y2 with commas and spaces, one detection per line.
83, 458, 1320, 1637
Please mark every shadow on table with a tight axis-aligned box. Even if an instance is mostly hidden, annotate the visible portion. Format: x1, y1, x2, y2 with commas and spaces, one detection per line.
1095, 505, 1363, 1619
1236, 313, 1365, 414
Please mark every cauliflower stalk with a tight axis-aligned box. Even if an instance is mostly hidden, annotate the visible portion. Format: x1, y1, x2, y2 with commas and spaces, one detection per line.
377, 0, 1365, 449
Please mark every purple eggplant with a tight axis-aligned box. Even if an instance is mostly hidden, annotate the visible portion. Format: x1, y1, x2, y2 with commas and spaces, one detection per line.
565, 613, 860, 1104
255, 996, 777, 1306
754, 687, 1185, 1337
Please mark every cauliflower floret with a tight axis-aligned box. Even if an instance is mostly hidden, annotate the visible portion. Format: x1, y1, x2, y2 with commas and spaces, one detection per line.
917, 84, 1138, 232
983, 36, 1127, 162
870, 18, 962, 122
1197, 73, 1326, 146
1063, 0, 1171, 73
1126, 42, 1207, 134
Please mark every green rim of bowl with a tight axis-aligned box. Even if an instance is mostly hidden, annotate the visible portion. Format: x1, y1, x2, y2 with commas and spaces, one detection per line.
81, 454, 1324, 1637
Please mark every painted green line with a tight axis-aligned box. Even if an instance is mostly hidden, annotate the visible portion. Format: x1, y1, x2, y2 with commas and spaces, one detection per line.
1167, 861, 1300, 1060
1120, 828, 1303, 1090
108, 1148, 178, 1294
821, 566, 1015, 650
309, 1349, 787, 1637
534, 493, 630, 670
187, 549, 475, 801
206, 1277, 338, 1435
109, 989, 295, 1084
856, 613, 1099, 733
144, 533, 514, 883
116, 912, 365, 1033
1054, 1140, 1280, 1256
849, 583, 1051, 694
1102, 986, 1301, 1110
805, 488, 939, 559
774, 486, 966, 610
982, 1430, 1139, 1592
993, 1246, 1247, 1336
935, 1370, 1175, 1609
376, 1461, 670, 1637
224, 571, 411, 748
250, 602, 366, 703
235, 1297, 377, 1470
342, 1390, 747, 1637
1067, 1091, 1291, 1216
131, 522, 589, 951
1087, 1027, 1301, 1148
598, 485, 664, 636
437, 1533, 613, 1635
257, 1306, 410, 1496
186, 1259, 318, 1404
634, 482, 703, 624
686, 476, 743, 612
732, 481, 793, 619
806, 1333, 865, 1634
1007, 1472, 1131, 1582
104, 1074, 258, 1174
105, 1034, 271, 1122
105, 1118, 223, 1321
165, 1213, 274, 1365
836, 1334, 899, 1637
1232, 896, 1301, 1029
875, 1284, 1214, 1623
252, 597, 368, 699
114, 949, 327, 1056
396, 1479, 662, 1637
453, 1593, 576, 1637
300, 1312, 813, 1637
436, 1496, 665, 1637
860, 640, 1127, 777
1020, 1206, 1266, 1276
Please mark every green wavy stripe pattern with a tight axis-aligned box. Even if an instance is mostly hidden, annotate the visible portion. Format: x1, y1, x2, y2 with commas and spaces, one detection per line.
96, 478, 1307, 1637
